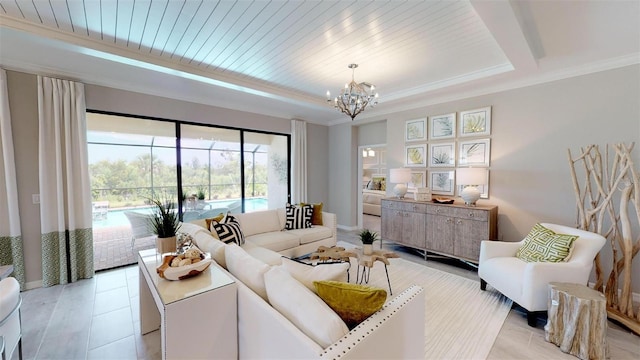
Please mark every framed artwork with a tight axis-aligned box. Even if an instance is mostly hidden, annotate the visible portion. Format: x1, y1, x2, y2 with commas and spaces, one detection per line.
405, 144, 427, 167
430, 170, 455, 195
405, 118, 426, 142
457, 170, 490, 199
459, 106, 491, 137
429, 142, 455, 167
429, 113, 456, 140
408, 170, 427, 191
458, 139, 491, 167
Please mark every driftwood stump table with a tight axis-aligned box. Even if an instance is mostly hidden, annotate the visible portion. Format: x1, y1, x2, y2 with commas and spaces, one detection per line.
544, 282, 609, 360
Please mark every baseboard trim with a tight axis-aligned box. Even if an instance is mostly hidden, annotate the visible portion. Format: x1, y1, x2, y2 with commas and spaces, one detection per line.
588, 282, 640, 303
337, 224, 359, 231
25, 280, 43, 290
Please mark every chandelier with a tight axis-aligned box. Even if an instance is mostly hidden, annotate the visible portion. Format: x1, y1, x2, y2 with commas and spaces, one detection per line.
326, 64, 379, 121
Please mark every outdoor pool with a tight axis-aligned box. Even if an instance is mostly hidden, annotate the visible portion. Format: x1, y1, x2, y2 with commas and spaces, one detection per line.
92, 198, 268, 229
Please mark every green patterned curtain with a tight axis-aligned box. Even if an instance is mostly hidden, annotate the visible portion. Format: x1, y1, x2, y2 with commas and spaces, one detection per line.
0, 69, 25, 289
37, 76, 94, 286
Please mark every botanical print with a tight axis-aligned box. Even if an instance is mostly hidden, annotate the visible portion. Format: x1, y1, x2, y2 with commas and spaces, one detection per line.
460, 107, 491, 137
429, 113, 456, 139
405, 145, 426, 167
405, 119, 426, 142
408, 171, 426, 189
430, 171, 454, 195
430, 143, 455, 167
459, 139, 490, 167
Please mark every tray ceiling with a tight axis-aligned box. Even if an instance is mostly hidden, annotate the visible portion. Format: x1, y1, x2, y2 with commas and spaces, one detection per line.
1, 0, 638, 125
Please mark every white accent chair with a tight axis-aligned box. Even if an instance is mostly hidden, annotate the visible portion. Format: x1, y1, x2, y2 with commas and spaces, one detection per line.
478, 223, 606, 327
0, 277, 22, 360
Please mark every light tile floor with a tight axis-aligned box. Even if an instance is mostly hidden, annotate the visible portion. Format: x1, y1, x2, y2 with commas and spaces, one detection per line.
16, 221, 640, 360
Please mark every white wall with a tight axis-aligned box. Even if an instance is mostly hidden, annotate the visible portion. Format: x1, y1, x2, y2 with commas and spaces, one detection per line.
330, 64, 640, 290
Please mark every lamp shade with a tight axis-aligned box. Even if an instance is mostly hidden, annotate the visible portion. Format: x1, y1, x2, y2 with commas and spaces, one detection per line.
456, 168, 487, 186
390, 168, 411, 183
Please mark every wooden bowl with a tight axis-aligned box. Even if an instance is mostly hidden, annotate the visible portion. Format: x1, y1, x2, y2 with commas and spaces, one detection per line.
156, 255, 212, 281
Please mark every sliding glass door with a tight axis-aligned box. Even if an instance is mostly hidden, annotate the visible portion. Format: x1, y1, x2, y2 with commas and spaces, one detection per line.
87, 112, 290, 270
180, 124, 242, 221
87, 113, 177, 270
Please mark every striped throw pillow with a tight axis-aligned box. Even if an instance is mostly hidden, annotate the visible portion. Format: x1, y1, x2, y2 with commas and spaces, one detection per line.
516, 223, 577, 262
212, 215, 245, 246
285, 203, 313, 230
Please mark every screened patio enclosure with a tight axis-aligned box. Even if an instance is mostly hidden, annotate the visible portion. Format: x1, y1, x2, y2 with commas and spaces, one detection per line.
86, 112, 290, 270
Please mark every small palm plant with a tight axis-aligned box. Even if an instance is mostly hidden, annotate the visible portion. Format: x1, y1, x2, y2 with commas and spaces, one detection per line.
148, 197, 181, 238
359, 228, 378, 245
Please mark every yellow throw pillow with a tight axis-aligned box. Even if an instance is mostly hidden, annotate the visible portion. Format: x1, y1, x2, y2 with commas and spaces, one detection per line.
314, 280, 386, 329
516, 223, 578, 262
301, 202, 324, 226
205, 213, 226, 231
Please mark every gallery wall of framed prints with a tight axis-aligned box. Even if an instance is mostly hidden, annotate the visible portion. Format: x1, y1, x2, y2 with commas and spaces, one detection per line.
402, 106, 492, 198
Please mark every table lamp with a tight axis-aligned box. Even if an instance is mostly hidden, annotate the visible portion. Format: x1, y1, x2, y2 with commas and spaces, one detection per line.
390, 168, 412, 199
456, 168, 487, 206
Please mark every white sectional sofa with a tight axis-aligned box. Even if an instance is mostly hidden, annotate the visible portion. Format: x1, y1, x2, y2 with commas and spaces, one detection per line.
190, 207, 337, 259
363, 189, 385, 216
180, 207, 425, 359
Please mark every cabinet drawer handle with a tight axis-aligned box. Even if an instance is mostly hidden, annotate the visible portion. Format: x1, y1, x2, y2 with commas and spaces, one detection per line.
446, 218, 452, 223
457, 220, 462, 225
436, 209, 441, 213
468, 213, 474, 218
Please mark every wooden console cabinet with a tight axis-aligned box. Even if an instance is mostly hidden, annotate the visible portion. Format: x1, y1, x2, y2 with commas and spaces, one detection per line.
381, 198, 498, 263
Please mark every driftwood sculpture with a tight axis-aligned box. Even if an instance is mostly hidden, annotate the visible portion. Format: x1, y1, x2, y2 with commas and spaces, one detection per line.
567, 143, 639, 335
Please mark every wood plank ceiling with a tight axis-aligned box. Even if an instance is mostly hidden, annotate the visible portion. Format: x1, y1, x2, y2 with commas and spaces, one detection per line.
0, 0, 509, 108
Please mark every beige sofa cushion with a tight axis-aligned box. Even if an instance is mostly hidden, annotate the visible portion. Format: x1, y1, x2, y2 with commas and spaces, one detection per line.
280, 257, 348, 293
246, 232, 300, 252
243, 242, 283, 266
264, 267, 349, 348
225, 244, 270, 300
285, 226, 333, 245
235, 210, 282, 236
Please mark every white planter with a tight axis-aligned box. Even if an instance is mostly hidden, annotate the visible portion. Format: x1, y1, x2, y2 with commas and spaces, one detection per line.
156, 236, 177, 255
363, 244, 373, 255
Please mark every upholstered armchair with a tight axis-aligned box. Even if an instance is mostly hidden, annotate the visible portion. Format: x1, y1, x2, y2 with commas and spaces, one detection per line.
0, 277, 22, 360
478, 223, 606, 327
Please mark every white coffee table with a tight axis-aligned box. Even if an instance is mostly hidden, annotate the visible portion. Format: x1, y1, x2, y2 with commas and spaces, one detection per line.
138, 249, 237, 359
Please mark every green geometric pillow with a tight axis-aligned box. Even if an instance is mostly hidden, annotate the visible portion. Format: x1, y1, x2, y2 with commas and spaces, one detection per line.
516, 223, 578, 262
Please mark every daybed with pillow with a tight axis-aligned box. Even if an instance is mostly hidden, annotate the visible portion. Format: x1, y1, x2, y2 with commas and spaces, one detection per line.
363, 175, 386, 216
178, 206, 426, 359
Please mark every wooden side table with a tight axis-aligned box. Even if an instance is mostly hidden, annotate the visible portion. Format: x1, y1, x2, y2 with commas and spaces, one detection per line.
353, 249, 399, 295
544, 282, 608, 360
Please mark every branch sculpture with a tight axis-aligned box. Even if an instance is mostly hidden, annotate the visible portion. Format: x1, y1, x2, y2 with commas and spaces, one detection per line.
567, 142, 639, 335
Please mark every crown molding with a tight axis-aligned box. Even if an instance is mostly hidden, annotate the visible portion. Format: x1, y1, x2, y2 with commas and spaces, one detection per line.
329, 53, 640, 126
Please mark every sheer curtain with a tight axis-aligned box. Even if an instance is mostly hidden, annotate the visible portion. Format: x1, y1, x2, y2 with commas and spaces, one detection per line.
0, 69, 25, 288
291, 119, 307, 203
38, 75, 93, 286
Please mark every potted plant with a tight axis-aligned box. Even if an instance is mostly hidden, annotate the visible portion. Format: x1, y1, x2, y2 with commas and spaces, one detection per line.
149, 196, 181, 255
359, 228, 378, 255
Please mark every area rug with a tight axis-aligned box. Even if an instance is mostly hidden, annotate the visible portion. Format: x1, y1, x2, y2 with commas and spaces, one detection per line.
337, 242, 512, 359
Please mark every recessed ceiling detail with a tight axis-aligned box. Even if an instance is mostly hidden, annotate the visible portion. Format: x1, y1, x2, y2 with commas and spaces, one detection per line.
1, 1, 638, 125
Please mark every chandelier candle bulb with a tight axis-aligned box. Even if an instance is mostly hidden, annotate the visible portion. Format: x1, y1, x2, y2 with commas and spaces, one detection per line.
327, 64, 379, 120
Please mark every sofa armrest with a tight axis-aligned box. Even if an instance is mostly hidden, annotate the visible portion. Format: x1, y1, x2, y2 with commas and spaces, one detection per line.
321, 285, 425, 359
479, 240, 522, 264
322, 212, 337, 240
